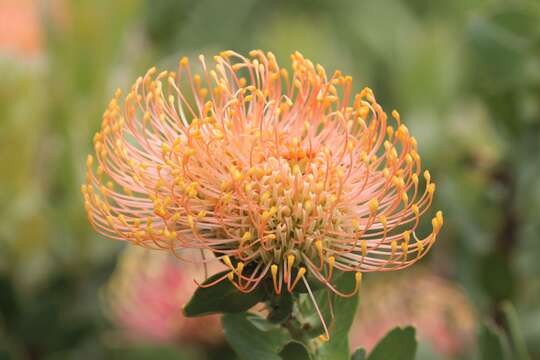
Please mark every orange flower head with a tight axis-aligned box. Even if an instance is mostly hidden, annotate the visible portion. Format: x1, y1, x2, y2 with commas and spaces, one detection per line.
82, 50, 443, 299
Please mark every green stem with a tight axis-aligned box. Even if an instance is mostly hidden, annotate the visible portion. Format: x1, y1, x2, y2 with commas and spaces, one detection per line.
281, 298, 319, 358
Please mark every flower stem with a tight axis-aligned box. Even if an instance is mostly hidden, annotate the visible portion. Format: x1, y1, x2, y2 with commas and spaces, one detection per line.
281, 297, 319, 358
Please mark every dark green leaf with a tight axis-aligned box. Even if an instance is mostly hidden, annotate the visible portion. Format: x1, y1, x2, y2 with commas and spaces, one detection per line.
351, 348, 366, 360
367, 326, 417, 360
267, 292, 293, 324
293, 273, 326, 294
183, 271, 266, 317
478, 322, 510, 360
0, 273, 18, 329
279, 341, 312, 360
222, 312, 291, 360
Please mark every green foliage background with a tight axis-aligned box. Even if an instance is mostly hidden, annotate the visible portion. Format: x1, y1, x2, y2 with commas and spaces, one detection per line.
1, 0, 540, 358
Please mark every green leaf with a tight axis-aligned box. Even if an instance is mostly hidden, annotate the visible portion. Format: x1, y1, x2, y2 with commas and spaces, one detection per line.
367, 326, 417, 360
222, 312, 291, 360
298, 271, 350, 338
351, 348, 366, 360
478, 322, 510, 360
500, 302, 531, 360
303, 272, 359, 360
183, 271, 266, 317
293, 273, 326, 294
279, 341, 312, 360
267, 292, 294, 324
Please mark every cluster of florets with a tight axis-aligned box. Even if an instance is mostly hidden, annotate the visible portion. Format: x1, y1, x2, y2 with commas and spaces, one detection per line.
82, 50, 443, 300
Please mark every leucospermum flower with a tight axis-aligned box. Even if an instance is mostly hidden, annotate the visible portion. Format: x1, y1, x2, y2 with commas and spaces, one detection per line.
350, 270, 475, 356
104, 247, 223, 344
82, 50, 443, 338
0, 0, 42, 57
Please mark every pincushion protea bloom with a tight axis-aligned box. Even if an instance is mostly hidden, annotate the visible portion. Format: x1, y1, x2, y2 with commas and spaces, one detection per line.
350, 270, 475, 356
104, 247, 223, 344
0, 0, 41, 57
82, 50, 443, 338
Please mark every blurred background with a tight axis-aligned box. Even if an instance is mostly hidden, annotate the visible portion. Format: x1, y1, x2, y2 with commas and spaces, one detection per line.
1, 0, 540, 359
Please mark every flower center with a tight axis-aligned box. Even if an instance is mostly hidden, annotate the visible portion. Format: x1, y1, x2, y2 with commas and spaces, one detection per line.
219, 146, 349, 269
